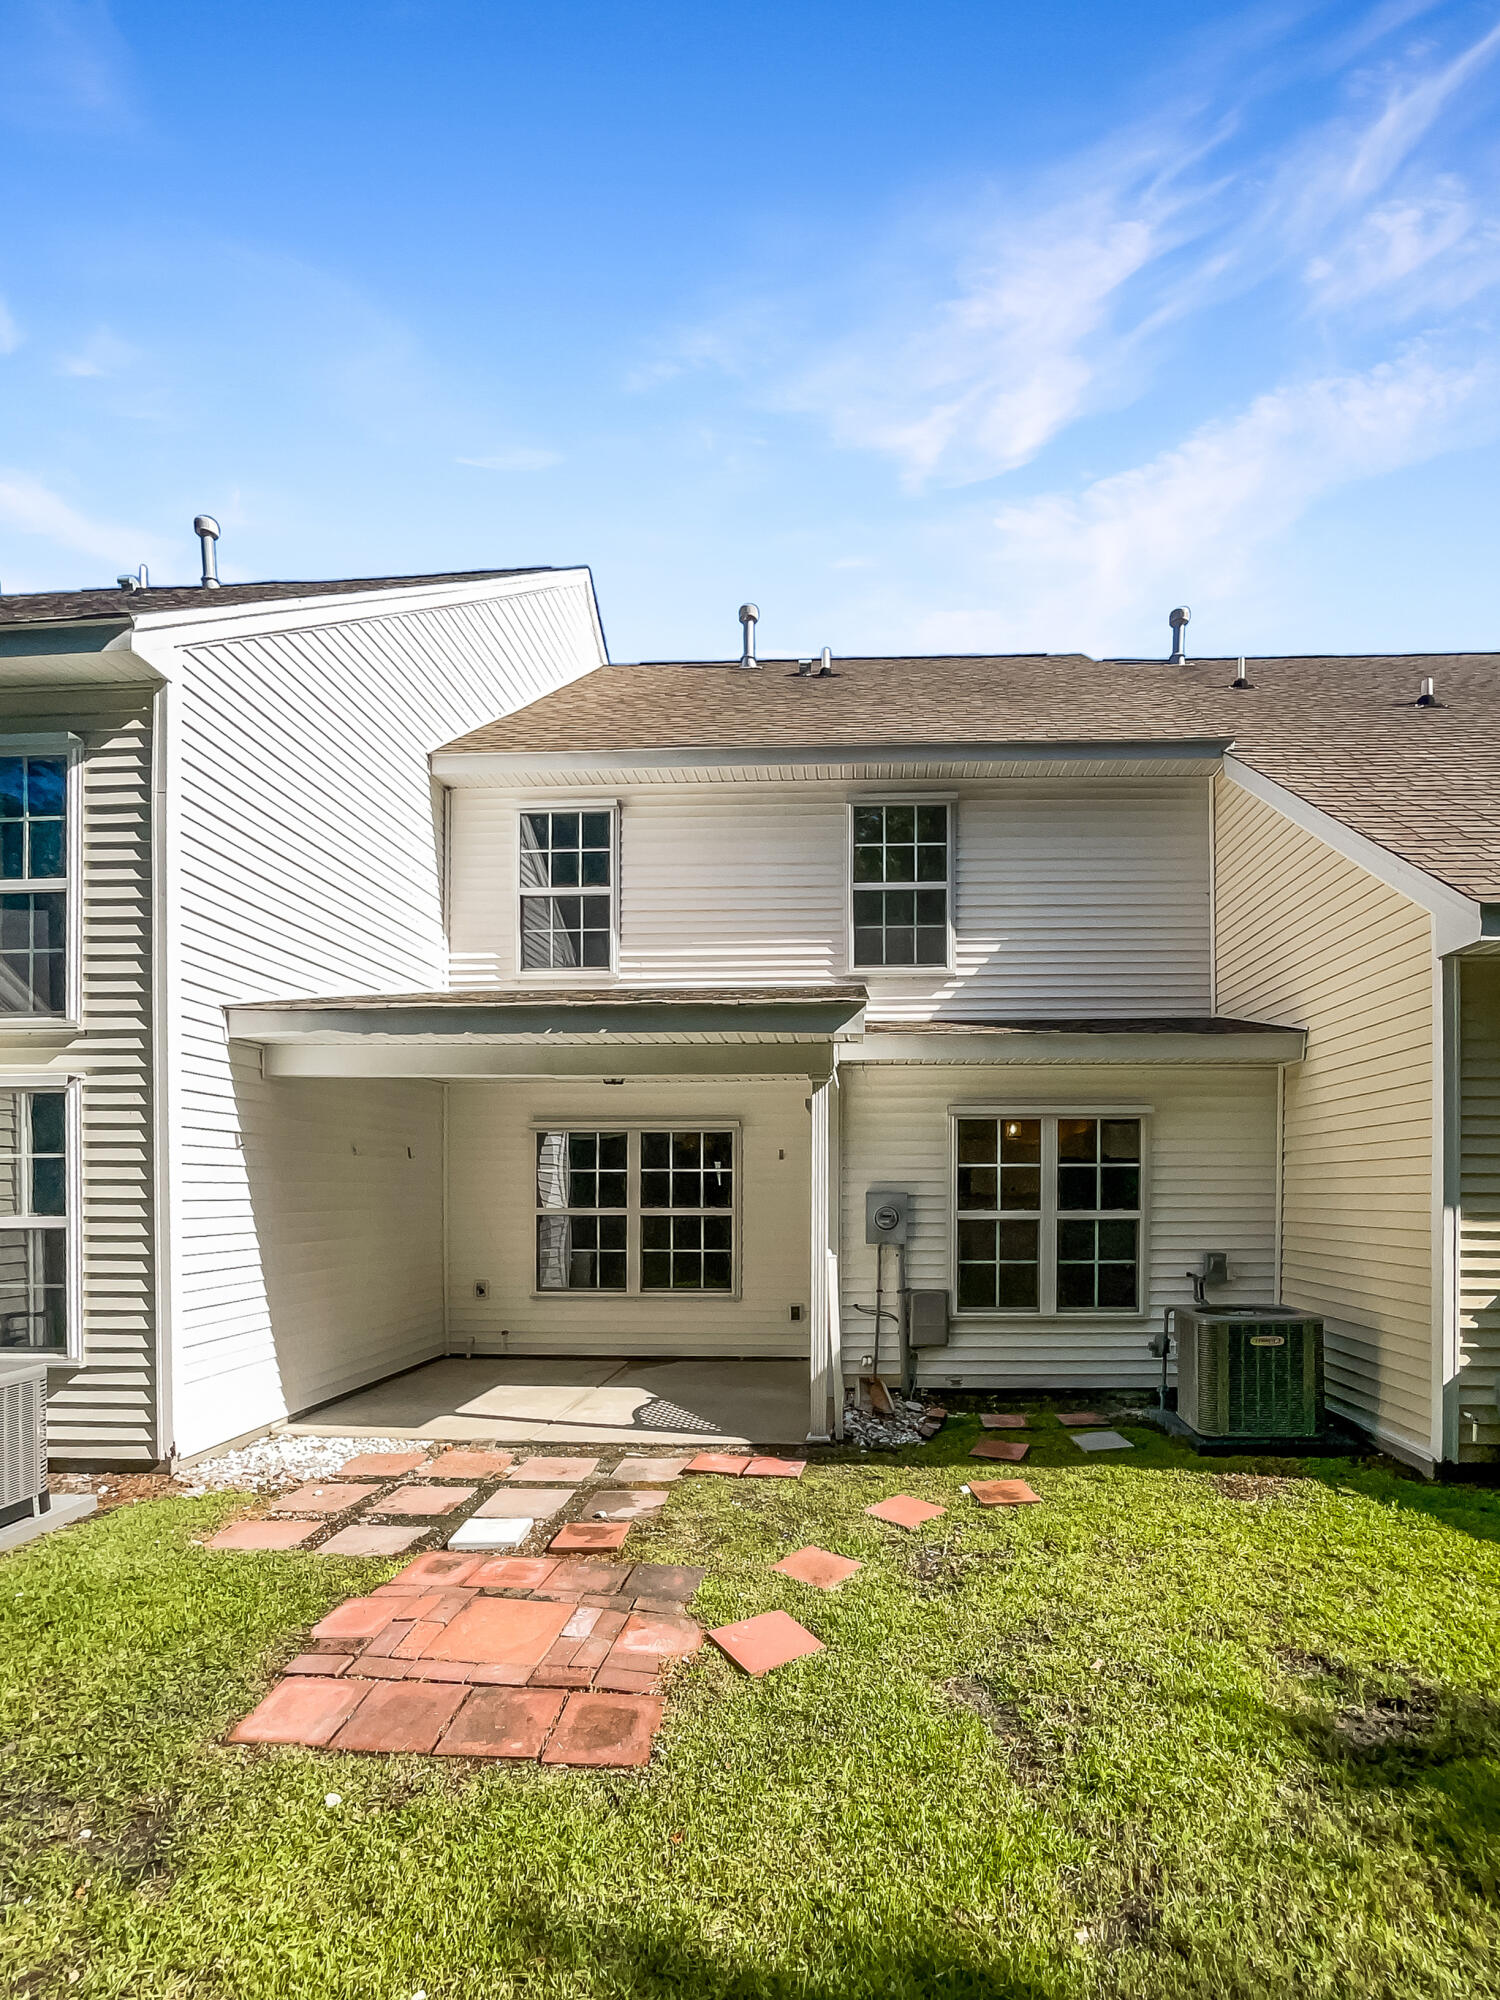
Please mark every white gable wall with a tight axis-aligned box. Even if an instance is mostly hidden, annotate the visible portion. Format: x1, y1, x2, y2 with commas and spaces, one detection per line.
136, 574, 606, 1458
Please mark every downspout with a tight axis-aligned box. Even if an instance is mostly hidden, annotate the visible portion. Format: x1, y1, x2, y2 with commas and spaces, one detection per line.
149, 681, 176, 1468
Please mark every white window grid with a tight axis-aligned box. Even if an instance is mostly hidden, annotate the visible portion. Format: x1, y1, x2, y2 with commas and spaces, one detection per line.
0, 1079, 81, 1359
0, 740, 80, 1022
516, 804, 618, 975
532, 1122, 740, 1298
847, 798, 955, 973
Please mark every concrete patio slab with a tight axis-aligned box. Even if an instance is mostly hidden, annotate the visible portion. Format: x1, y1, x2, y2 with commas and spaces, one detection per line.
276, 1357, 809, 1447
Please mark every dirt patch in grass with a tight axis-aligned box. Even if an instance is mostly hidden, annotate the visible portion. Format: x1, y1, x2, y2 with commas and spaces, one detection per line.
909, 1535, 1012, 1596
1214, 1472, 1301, 1503
943, 1676, 1050, 1782
1333, 1684, 1442, 1752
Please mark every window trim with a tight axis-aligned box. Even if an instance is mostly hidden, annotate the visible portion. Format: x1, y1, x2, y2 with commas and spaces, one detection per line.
0, 1074, 82, 1363
512, 798, 620, 982
529, 1119, 742, 1300
948, 1105, 1151, 1319
0, 735, 82, 1030
846, 796, 956, 977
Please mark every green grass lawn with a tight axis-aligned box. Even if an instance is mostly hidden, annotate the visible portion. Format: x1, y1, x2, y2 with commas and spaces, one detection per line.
3, 1417, 1499, 2000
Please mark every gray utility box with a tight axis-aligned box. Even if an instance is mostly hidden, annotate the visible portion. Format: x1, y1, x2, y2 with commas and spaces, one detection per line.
1175, 1305, 1324, 1439
865, 1189, 911, 1245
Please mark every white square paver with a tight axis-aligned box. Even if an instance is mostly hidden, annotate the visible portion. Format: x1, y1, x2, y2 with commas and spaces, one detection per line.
447, 1516, 533, 1551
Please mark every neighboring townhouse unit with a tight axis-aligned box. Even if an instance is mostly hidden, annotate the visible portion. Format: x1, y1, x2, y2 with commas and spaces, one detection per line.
0, 564, 607, 1467
2, 559, 1495, 1477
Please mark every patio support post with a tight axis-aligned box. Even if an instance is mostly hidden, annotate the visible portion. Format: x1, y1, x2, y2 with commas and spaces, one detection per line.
808, 1072, 842, 1442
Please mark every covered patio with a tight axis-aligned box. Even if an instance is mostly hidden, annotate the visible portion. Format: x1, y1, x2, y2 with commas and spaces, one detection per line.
275, 1354, 812, 1449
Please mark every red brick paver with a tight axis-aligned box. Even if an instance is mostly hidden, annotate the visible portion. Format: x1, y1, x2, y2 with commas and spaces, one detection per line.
979, 1414, 1028, 1430
422, 1596, 574, 1668
773, 1547, 862, 1590
611, 1455, 692, 1483
541, 1691, 663, 1766
329, 1678, 466, 1754
228, 1676, 366, 1746
468, 1556, 559, 1590
268, 1483, 375, 1516
311, 1597, 400, 1641
426, 1449, 515, 1478
1056, 1411, 1104, 1426
865, 1494, 946, 1528
709, 1610, 824, 1677
436, 1687, 566, 1758
549, 1522, 632, 1552
474, 1487, 574, 1519
969, 1478, 1042, 1506
375, 1551, 482, 1590
337, 1451, 429, 1478
507, 1456, 598, 1483
970, 1438, 1029, 1463
205, 1519, 322, 1551
684, 1452, 752, 1476
367, 1483, 476, 1517
744, 1457, 806, 1478
317, 1525, 426, 1557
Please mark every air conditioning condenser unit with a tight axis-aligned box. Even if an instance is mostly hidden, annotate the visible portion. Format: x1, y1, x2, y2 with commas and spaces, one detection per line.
1174, 1305, 1323, 1441
0, 1357, 49, 1530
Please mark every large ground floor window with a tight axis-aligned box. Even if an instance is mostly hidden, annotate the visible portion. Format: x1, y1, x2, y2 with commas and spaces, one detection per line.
0, 1086, 71, 1353
535, 1126, 736, 1295
954, 1112, 1142, 1315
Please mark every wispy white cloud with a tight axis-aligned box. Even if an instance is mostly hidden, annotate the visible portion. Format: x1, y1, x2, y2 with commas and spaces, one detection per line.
456, 447, 562, 471
0, 301, 21, 356
0, 0, 139, 134
918, 347, 1494, 653
56, 327, 139, 378
0, 471, 165, 574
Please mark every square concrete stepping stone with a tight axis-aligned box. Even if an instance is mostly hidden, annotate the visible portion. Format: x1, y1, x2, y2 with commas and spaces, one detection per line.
316, 1525, 426, 1557
228, 1676, 366, 1746
685, 1452, 751, 1476
422, 1595, 574, 1668
337, 1450, 429, 1479
626, 1563, 705, 1605
469, 1556, 559, 1590
447, 1517, 531, 1552
865, 1494, 946, 1529
979, 1414, 1028, 1430
436, 1686, 566, 1758
269, 1482, 375, 1516
330, 1678, 467, 1754
474, 1487, 574, 1520
549, 1522, 631, 1552
1056, 1411, 1104, 1426
426, 1449, 514, 1479
583, 1489, 667, 1521
508, 1456, 598, 1483
368, 1483, 476, 1517
541, 1691, 664, 1766
378, 1551, 482, 1590
311, 1596, 400, 1641
611, 1455, 691, 1483
204, 1518, 321, 1551
969, 1478, 1042, 1507
1072, 1429, 1132, 1451
970, 1438, 1029, 1463
745, 1457, 806, 1478
710, 1609, 825, 1677
773, 1547, 862, 1590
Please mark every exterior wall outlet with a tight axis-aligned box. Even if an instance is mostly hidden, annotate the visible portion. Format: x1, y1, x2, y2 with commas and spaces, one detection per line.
473, 1280, 490, 1299
789, 1304, 803, 1321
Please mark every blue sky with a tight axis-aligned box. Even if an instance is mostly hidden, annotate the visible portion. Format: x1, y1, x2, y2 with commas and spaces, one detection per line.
3, 0, 1500, 662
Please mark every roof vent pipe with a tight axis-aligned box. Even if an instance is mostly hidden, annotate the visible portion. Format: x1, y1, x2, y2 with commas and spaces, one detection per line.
737, 602, 759, 669
818, 646, 833, 677
117, 564, 150, 593
1416, 676, 1440, 707
1168, 606, 1190, 663
194, 515, 221, 589
1231, 655, 1254, 690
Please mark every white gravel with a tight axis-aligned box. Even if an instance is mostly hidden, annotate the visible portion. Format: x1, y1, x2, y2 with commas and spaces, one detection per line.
179, 1434, 437, 1495
841, 1395, 929, 1450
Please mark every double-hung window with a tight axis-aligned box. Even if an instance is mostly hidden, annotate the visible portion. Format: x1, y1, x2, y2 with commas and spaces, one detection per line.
955, 1114, 1142, 1315
0, 754, 68, 1017
535, 1126, 736, 1294
0, 1088, 72, 1354
519, 809, 614, 971
851, 803, 950, 968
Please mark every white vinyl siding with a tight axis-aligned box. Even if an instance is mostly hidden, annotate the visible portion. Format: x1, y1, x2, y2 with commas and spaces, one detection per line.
1213, 775, 1436, 1460
155, 576, 605, 1457
838, 1061, 1277, 1387
446, 1079, 808, 1357
448, 778, 1212, 1018
0, 694, 158, 1466
1458, 957, 1500, 1461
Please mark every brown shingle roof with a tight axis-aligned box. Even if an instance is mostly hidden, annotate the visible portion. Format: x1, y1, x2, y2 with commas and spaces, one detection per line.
0, 569, 550, 626
438, 650, 1500, 902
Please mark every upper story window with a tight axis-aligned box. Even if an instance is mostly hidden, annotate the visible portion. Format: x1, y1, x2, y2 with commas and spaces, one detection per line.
0, 1087, 71, 1354
519, 809, 614, 971
851, 803, 950, 969
0, 755, 68, 1018
955, 1113, 1142, 1315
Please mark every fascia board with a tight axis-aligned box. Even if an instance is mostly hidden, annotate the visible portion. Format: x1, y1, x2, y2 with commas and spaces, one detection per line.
432, 738, 1234, 783
0, 648, 165, 689
843, 1028, 1305, 1065
1221, 758, 1483, 955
